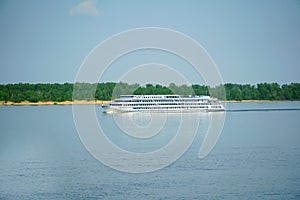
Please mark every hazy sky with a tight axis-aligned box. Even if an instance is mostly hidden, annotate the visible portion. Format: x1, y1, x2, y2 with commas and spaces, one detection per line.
0, 0, 299, 85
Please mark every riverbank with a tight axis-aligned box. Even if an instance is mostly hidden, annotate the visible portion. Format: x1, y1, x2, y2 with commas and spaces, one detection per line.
0, 100, 112, 106
1, 99, 293, 106
222, 100, 274, 103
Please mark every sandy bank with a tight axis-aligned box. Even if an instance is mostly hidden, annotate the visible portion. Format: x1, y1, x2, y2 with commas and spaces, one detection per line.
221, 100, 273, 103
0, 100, 112, 106
1, 99, 294, 106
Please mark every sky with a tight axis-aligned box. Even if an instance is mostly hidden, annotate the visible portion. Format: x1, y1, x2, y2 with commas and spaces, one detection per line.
0, 0, 299, 85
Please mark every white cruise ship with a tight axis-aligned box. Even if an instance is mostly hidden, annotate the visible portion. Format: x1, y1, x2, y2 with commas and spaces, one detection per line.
101, 95, 225, 113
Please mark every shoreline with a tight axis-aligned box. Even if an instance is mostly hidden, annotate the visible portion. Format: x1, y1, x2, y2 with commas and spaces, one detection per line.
0, 100, 112, 106
222, 100, 300, 103
0, 100, 296, 106
222, 100, 276, 103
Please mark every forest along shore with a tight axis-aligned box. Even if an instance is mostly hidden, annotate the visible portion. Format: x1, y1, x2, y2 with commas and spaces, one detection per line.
1, 83, 299, 106
0, 100, 294, 106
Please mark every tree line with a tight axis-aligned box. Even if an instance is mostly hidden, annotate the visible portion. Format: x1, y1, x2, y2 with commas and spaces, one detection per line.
0, 82, 299, 102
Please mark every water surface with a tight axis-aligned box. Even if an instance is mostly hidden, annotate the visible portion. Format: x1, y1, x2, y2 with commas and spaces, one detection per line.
0, 102, 300, 199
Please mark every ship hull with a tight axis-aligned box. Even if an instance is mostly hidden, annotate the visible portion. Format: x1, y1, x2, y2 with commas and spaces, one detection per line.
101, 105, 225, 113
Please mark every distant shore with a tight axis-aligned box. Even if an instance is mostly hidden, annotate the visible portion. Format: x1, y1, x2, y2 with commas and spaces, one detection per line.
222, 100, 274, 103
0, 99, 295, 106
0, 100, 112, 106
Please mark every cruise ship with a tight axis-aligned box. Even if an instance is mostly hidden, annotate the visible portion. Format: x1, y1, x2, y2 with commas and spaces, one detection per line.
101, 95, 225, 113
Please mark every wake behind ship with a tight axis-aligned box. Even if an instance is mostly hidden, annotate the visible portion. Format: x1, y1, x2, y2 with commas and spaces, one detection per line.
101, 95, 225, 113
